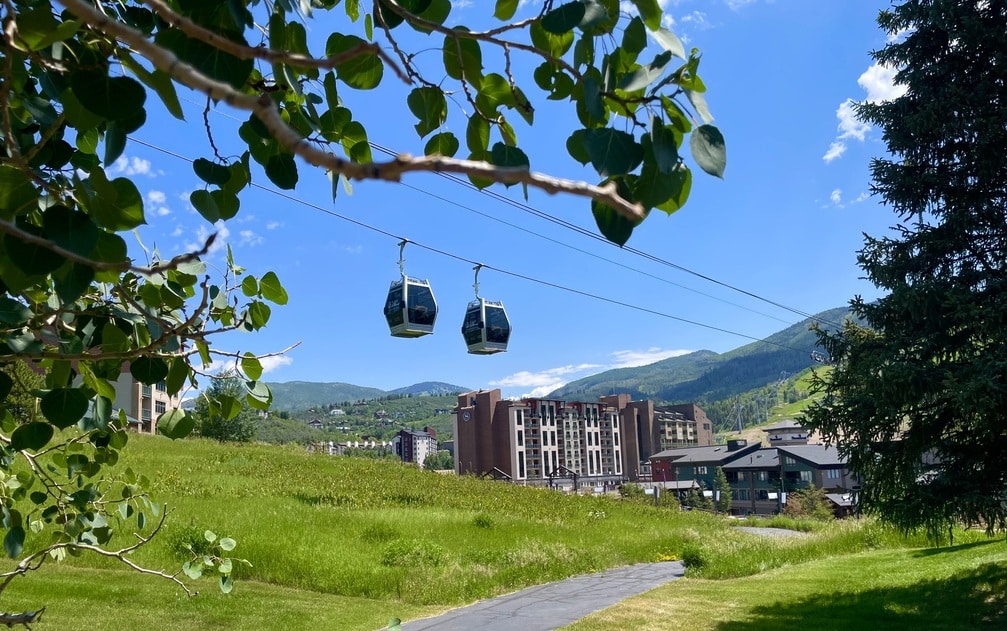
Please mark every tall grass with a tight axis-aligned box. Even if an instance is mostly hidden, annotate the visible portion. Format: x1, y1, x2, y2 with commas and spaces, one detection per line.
1, 435, 997, 628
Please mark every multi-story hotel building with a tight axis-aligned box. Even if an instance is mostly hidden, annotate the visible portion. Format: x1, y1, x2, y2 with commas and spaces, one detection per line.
454, 389, 713, 485
111, 372, 181, 434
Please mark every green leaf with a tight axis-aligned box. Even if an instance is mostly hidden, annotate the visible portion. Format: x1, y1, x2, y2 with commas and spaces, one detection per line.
442, 31, 483, 87
130, 357, 169, 385
241, 354, 263, 381
218, 557, 233, 574
245, 381, 272, 411
0, 372, 11, 402
265, 154, 298, 190
650, 121, 680, 174
39, 388, 89, 429
166, 357, 188, 396
541, 1, 586, 34
0, 297, 31, 325
407, 87, 447, 137
259, 271, 288, 305
630, 0, 662, 30
592, 177, 645, 246
70, 71, 146, 122
620, 51, 673, 92
3, 226, 64, 276
157, 30, 253, 91
409, 0, 451, 35
424, 132, 459, 157
686, 89, 713, 124
689, 124, 726, 178
183, 561, 203, 580
193, 159, 232, 186
100, 323, 130, 355
44, 205, 98, 256
11, 422, 54, 452
466, 116, 490, 152
529, 22, 574, 59
622, 16, 647, 55
494, 0, 518, 20
581, 77, 605, 124
4, 526, 24, 559
655, 165, 692, 215
0, 165, 39, 220
582, 129, 644, 177
157, 409, 194, 440
565, 130, 591, 165
210, 190, 240, 221
490, 142, 530, 171
241, 276, 258, 297
220, 575, 234, 594
218, 394, 242, 421
246, 302, 272, 329
654, 27, 686, 59
326, 33, 384, 90
87, 169, 146, 231
635, 161, 691, 209
189, 190, 219, 222
219, 537, 237, 552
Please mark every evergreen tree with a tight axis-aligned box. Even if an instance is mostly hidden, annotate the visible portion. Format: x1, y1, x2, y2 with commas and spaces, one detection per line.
193, 372, 258, 443
714, 467, 732, 514
806, 0, 1007, 539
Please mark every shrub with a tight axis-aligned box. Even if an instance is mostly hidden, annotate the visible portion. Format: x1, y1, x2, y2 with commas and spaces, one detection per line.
381, 539, 449, 567
472, 514, 494, 529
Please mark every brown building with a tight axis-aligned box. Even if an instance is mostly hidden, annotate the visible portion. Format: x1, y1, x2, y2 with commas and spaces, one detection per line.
111, 372, 181, 433
455, 389, 712, 485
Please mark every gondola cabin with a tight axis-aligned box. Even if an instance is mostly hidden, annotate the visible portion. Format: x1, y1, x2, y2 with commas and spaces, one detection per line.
384, 277, 437, 337
461, 298, 511, 354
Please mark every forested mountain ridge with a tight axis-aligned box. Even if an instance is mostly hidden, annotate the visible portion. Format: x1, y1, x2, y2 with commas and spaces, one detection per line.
264, 381, 470, 411
548, 306, 853, 425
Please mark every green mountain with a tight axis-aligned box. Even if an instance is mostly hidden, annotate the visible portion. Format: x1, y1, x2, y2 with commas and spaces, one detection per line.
264, 381, 470, 411
549, 306, 852, 409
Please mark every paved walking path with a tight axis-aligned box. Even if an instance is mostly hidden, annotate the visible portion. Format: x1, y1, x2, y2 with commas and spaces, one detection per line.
400, 560, 685, 631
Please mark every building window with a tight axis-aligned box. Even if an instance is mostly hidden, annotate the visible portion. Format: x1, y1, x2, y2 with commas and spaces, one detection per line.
737, 471, 747, 482
756, 471, 768, 481
516, 410, 523, 425
800, 470, 813, 482
826, 469, 841, 479
732, 489, 750, 501
518, 452, 526, 478
155, 401, 166, 415
703, 423, 710, 430
696, 465, 708, 475
784, 456, 797, 465
757, 489, 770, 501
517, 431, 523, 447
156, 381, 167, 392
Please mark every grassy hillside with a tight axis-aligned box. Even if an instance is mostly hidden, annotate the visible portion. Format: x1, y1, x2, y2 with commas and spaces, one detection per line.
0, 435, 997, 630
264, 381, 388, 410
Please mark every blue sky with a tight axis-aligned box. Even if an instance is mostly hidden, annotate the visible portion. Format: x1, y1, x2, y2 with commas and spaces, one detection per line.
121, 0, 902, 399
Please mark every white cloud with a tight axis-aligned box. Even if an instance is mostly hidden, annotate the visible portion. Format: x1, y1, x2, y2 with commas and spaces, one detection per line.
611, 347, 691, 368
726, 0, 756, 10
853, 191, 870, 203
830, 189, 842, 205
836, 99, 869, 142
822, 141, 846, 163
186, 221, 229, 255
265, 221, 282, 230
155, 206, 171, 217
147, 190, 166, 204
825, 62, 907, 163
344, 245, 363, 254
260, 356, 293, 373
239, 229, 263, 246
858, 63, 907, 103
109, 156, 154, 177
490, 364, 603, 389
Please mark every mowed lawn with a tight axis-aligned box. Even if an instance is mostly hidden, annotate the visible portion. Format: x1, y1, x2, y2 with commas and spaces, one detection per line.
567, 540, 1007, 630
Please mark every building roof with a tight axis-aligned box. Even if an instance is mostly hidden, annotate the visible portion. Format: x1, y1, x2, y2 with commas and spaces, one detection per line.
722, 448, 780, 470
761, 419, 806, 432
777, 444, 846, 467
826, 493, 855, 507
650, 442, 760, 465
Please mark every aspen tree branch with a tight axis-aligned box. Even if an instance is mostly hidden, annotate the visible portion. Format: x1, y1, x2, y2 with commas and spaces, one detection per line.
56, 0, 645, 222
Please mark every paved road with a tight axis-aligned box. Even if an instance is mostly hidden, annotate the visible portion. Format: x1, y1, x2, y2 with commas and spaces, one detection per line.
400, 561, 685, 631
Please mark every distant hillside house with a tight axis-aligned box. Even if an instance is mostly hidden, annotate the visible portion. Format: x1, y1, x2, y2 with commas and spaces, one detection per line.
329, 409, 346, 416
307, 419, 323, 430
392, 428, 438, 468
762, 419, 814, 446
